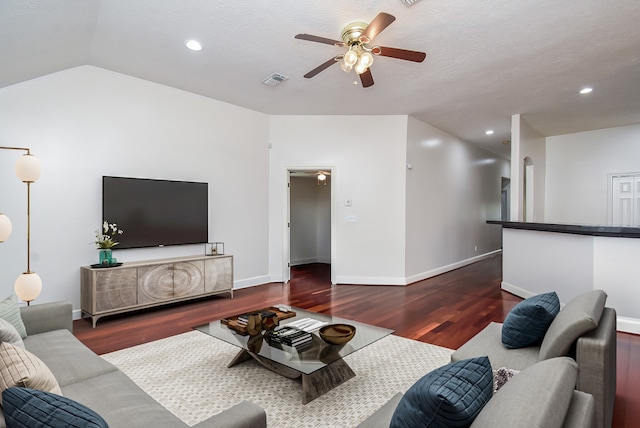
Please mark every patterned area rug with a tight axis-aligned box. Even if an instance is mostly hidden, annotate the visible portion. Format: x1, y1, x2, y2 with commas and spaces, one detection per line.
102, 330, 453, 427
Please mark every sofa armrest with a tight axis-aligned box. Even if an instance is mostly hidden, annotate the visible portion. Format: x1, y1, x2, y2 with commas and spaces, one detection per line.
191, 400, 266, 428
19, 301, 73, 335
575, 307, 616, 428
356, 393, 404, 428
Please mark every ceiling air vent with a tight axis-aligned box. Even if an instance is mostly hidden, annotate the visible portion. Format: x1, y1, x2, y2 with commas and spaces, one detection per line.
262, 73, 289, 87
400, 0, 422, 6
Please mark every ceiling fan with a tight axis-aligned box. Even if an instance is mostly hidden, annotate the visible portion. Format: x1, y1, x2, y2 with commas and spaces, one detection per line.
295, 12, 426, 88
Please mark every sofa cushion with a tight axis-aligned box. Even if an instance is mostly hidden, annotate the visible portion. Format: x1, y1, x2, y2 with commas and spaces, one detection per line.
23, 330, 118, 387
0, 318, 25, 348
2, 387, 108, 428
0, 295, 27, 339
61, 370, 188, 428
0, 342, 62, 405
390, 356, 493, 428
470, 357, 578, 428
501, 292, 560, 349
539, 290, 607, 360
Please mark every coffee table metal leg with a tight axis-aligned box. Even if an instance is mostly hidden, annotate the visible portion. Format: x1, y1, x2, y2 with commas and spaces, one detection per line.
301, 358, 356, 404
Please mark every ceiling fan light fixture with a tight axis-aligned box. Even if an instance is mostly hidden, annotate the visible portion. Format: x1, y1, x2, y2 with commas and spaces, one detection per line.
344, 49, 358, 67
354, 61, 369, 75
359, 51, 374, 68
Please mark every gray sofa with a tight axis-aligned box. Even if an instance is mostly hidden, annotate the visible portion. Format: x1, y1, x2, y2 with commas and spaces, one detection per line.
1, 301, 266, 428
450, 290, 616, 428
357, 357, 597, 428
357, 289, 615, 428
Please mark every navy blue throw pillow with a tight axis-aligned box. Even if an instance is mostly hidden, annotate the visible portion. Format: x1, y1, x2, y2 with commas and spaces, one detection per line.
502, 291, 561, 349
390, 356, 493, 428
2, 387, 109, 428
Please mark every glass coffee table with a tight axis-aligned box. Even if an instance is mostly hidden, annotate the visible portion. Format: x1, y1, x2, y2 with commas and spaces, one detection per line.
194, 305, 393, 404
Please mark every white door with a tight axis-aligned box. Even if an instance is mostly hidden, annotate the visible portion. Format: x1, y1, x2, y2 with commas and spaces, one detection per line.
612, 174, 640, 226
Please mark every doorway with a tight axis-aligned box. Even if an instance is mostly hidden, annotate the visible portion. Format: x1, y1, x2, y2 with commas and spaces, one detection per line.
501, 177, 511, 221
523, 157, 534, 221
285, 168, 334, 284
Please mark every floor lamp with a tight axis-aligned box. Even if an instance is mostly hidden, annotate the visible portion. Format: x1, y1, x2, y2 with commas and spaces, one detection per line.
0, 146, 42, 305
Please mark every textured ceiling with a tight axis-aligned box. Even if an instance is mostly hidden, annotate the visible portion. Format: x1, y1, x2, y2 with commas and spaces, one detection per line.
2, 0, 640, 159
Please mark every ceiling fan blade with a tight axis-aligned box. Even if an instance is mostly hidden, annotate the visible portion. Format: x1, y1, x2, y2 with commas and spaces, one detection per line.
375, 46, 426, 63
360, 13, 396, 43
295, 33, 344, 47
303, 57, 341, 78
359, 68, 374, 88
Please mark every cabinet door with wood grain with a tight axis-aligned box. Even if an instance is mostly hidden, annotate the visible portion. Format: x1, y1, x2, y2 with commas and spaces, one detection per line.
204, 256, 233, 293
95, 267, 137, 312
173, 260, 205, 298
138, 263, 174, 304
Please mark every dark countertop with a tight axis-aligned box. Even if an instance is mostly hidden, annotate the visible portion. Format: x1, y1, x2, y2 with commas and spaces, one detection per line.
487, 221, 640, 238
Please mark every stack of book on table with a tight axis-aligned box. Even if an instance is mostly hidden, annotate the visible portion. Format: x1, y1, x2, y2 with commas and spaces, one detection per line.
267, 326, 312, 349
236, 309, 277, 326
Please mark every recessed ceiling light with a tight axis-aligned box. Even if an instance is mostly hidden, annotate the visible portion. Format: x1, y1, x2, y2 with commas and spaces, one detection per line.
579, 87, 593, 94
485, 130, 494, 135
185, 40, 202, 51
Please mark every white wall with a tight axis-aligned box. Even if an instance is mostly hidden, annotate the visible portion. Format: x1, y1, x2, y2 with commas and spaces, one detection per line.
269, 116, 408, 285
545, 124, 640, 224
290, 176, 331, 265
0, 66, 270, 311
502, 229, 595, 303
511, 114, 546, 221
405, 117, 510, 281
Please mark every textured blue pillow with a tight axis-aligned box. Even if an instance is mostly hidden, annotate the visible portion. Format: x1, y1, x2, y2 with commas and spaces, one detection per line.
502, 291, 560, 349
390, 356, 493, 428
2, 387, 109, 428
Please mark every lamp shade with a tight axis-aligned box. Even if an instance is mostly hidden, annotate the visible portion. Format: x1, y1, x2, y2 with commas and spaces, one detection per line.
15, 153, 42, 183
15, 272, 42, 303
0, 213, 11, 242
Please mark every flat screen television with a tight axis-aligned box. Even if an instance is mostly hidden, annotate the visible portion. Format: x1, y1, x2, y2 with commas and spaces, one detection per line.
102, 176, 209, 249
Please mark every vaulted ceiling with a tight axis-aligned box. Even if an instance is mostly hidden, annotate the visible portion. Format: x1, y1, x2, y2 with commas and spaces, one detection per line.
2, 0, 640, 159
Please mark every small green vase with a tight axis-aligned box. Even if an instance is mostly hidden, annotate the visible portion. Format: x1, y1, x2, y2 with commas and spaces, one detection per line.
99, 248, 113, 266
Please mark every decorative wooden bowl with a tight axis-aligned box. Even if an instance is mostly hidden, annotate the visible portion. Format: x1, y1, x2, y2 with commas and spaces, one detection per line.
319, 324, 356, 345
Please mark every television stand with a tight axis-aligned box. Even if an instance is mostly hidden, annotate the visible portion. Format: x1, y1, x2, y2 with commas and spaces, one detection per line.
80, 254, 233, 327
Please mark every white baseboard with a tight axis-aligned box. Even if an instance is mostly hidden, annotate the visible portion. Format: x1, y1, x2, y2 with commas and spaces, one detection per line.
500, 281, 537, 299
290, 257, 317, 266
405, 250, 502, 285
617, 316, 640, 335
233, 275, 271, 290
290, 257, 331, 266
334, 275, 406, 286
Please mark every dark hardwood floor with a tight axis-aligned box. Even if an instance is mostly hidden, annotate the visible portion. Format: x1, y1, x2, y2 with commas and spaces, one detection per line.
73, 254, 639, 428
